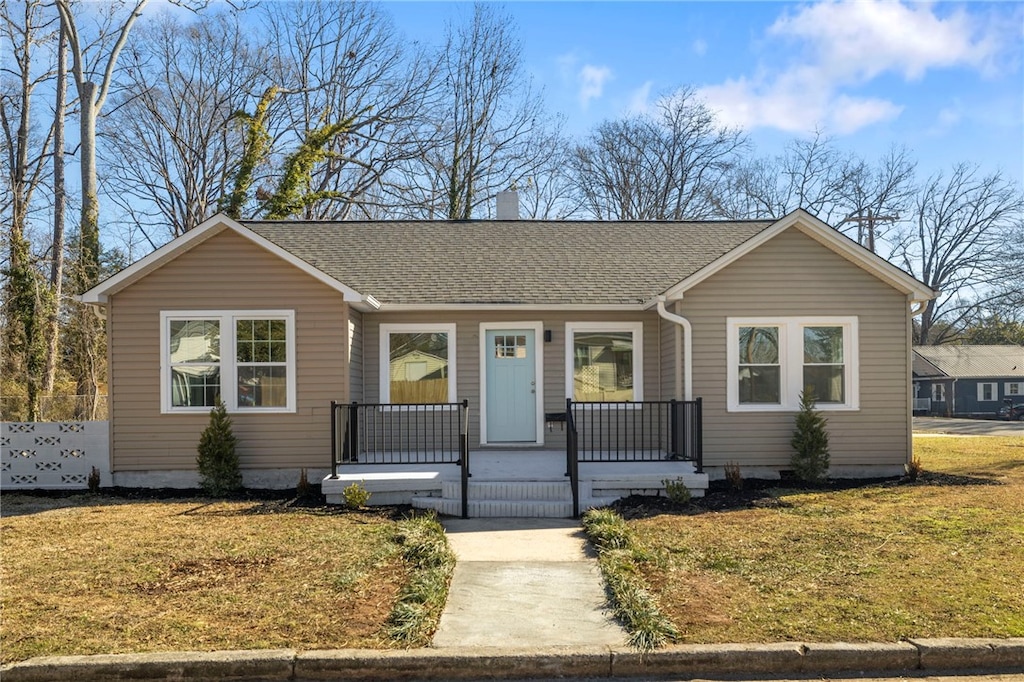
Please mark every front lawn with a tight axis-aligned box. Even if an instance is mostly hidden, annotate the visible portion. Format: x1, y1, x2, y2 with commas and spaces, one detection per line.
0, 497, 450, 664
624, 436, 1024, 643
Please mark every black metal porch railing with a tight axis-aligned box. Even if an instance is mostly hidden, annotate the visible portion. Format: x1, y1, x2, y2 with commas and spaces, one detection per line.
329, 400, 471, 518
565, 398, 703, 518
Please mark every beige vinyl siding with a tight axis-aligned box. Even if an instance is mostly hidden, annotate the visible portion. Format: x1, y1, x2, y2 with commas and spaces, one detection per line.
108, 229, 350, 472
678, 226, 910, 469
660, 310, 679, 400
349, 310, 363, 402
364, 311, 663, 448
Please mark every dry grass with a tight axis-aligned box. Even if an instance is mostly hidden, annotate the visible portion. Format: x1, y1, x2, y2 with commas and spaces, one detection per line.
0, 498, 417, 663
629, 436, 1024, 643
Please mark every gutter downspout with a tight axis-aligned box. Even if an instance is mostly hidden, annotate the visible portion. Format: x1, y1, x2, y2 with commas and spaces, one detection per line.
656, 296, 692, 401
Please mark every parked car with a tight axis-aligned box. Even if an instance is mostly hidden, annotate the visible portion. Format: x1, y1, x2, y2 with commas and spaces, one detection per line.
998, 401, 1024, 421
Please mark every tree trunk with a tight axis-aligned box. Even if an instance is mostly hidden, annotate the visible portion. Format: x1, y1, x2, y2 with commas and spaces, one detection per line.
44, 25, 68, 396
78, 81, 100, 290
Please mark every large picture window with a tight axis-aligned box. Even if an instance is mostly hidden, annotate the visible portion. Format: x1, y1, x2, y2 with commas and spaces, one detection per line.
727, 317, 858, 411
566, 322, 643, 401
380, 323, 457, 404
162, 311, 295, 413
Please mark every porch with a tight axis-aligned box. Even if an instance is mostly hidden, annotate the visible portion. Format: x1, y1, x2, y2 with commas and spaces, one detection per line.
322, 399, 706, 518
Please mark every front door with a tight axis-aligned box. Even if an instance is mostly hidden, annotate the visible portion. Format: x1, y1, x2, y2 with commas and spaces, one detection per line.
485, 329, 537, 442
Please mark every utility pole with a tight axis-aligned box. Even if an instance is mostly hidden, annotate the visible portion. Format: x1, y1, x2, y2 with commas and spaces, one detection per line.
841, 208, 898, 253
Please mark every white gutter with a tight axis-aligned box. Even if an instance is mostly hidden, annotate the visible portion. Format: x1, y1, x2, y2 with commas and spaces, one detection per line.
655, 296, 693, 401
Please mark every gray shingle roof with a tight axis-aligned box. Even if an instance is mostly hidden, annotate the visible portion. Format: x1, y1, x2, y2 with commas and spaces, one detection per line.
244, 219, 774, 305
913, 345, 1024, 378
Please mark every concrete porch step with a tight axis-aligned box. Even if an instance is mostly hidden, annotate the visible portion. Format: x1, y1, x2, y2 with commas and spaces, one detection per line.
442, 479, 572, 501
411, 495, 621, 518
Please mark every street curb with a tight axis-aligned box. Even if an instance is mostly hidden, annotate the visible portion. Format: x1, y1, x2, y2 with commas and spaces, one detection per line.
2, 638, 1022, 680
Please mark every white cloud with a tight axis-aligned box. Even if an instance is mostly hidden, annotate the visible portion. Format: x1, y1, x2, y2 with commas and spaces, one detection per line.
626, 81, 655, 116
578, 64, 612, 108
696, 0, 1014, 135
692, 39, 707, 57
927, 104, 964, 136
768, 0, 1005, 82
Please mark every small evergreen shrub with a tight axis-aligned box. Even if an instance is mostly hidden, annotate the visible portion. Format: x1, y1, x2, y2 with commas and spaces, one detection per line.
724, 461, 743, 491
196, 399, 243, 496
790, 390, 830, 483
662, 477, 692, 504
342, 480, 371, 509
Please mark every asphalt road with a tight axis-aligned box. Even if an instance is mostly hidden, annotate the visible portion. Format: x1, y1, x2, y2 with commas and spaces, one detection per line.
913, 417, 1024, 437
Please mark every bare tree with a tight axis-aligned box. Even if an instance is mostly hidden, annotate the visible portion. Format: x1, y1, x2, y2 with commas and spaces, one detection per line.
257, 0, 440, 220
43, 20, 68, 395
400, 3, 554, 220
514, 136, 582, 220
891, 163, 1024, 345
569, 88, 746, 220
55, 0, 150, 288
100, 12, 265, 240
720, 132, 916, 248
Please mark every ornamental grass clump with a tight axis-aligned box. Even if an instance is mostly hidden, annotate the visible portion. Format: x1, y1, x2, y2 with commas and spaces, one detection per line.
196, 399, 243, 496
384, 513, 456, 646
582, 508, 678, 651
790, 390, 830, 483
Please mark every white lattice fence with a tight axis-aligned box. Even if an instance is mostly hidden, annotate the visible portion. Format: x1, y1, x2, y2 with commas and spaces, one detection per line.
1, 422, 110, 490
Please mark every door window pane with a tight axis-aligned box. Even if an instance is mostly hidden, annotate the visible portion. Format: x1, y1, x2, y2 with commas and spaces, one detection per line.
495, 334, 528, 359
389, 332, 449, 403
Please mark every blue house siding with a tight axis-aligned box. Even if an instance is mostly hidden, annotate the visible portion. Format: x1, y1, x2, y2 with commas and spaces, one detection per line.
915, 377, 1023, 417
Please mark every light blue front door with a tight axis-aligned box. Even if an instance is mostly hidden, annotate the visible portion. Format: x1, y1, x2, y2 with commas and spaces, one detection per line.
486, 329, 537, 442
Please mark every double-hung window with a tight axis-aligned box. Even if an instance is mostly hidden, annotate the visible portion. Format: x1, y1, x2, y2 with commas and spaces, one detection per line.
727, 317, 858, 411
1007, 382, 1022, 397
566, 322, 643, 401
162, 311, 296, 413
380, 323, 457, 404
977, 383, 996, 402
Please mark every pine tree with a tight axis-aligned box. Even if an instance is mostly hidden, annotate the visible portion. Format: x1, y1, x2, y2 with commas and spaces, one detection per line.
196, 399, 242, 495
790, 390, 830, 483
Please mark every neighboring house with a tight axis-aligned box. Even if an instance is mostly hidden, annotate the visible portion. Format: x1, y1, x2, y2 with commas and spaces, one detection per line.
80, 202, 935, 513
913, 345, 1024, 417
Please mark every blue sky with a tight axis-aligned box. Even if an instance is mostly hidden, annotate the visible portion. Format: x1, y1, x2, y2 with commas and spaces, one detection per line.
387, 0, 1023, 184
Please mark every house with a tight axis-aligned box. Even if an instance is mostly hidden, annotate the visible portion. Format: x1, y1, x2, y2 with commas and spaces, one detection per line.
912, 345, 1024, 417
81, 200, 935, 516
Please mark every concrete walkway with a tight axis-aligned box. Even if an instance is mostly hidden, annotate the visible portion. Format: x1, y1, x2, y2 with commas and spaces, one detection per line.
432, 518, 626, 649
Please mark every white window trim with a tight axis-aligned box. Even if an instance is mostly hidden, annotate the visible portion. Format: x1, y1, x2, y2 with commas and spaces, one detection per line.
479, 322, 545, 445
727, 316, 859, 412
161, 310, 297, 414
932, 383, 946, 402
977, 382, 997, 402
379, 323, 458, 404
1004, 382, 1021, 396
565, 321, 644, 402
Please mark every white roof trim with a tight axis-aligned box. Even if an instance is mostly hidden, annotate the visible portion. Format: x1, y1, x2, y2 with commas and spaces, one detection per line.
79, 213, 374, 309
378, 303, 647, 312
661, 209, 937, 301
